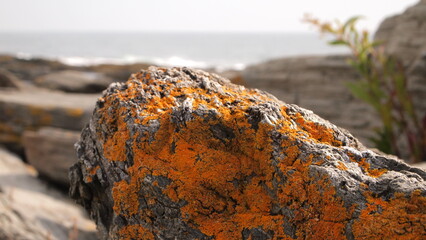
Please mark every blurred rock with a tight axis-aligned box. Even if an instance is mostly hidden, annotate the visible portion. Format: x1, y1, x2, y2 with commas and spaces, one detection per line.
87, 63, 151, 82
23, 127, 80, 186
408, 53, 426, 122
35, 70, 113, 93
375, 0, 426, 66
0, 147, 96, 240
0, 89, 98, 154
0, 56, 71, 82
0, 68, 23, 89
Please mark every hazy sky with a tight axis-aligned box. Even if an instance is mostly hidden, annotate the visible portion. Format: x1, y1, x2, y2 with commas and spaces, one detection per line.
0, 0, 419, 32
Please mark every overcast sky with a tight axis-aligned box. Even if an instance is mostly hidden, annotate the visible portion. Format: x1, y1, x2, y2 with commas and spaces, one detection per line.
0, 0, 419, 32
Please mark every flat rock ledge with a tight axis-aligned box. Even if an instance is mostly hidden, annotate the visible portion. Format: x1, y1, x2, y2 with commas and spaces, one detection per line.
70, 66, 426, 239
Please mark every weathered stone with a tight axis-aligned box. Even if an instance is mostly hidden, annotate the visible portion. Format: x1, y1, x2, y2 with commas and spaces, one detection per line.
375, 0, 426, 67
70, 67, 426, 239
23, 127, 80, 186
0, 89, 97, 153
0, 147, 96, 240
35, 70, 113, 93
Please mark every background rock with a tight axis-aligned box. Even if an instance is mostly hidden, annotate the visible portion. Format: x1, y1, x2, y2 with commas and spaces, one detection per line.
0, 89, 98, 154
0, 54, 150, 84
374, 0, 426, 67
0, 68, 25, 89
23, 127, 81, 186
0, 147, 96, 240
70, 67, 426, 239
34, 70, 113, 93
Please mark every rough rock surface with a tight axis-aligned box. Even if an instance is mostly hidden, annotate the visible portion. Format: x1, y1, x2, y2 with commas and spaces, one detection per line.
0, 89, 98, 153
35, 70, 113, 93
70, 67, 426, 239
0, 147, 96, 240
23, 127, 81, 186
374, 0, 426, 67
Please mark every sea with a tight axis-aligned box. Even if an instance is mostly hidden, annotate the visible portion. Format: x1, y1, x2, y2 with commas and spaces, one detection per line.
0, 32, 348, 71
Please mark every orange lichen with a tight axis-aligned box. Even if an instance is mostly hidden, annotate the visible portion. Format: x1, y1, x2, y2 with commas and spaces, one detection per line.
337, 161, 348, 170
116, 225, 154, 240
348, 156, 388, 178
85, 165, 100, 183
96, 69, 425, 239
66, 108, 84, 117
352, 190, 426, 239
293, 113, 342, 147
28, 105, 52, 125
112, 180, 140, 217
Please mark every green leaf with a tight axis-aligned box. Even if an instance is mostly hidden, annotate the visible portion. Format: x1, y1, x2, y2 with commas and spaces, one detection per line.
343, 16, 363, 32
346, 81, 381, 110
328, 39, 348, 46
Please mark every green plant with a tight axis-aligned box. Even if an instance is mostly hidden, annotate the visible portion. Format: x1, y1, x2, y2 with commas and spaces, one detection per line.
304, 15, 426, 162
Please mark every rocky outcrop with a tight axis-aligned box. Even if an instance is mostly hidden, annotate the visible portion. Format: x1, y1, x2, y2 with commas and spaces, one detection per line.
0, 54, 150, 84
23, 127, 81, 186
374, 0, 426, 67
0, 89, 98, 153
0, 147, 96, 240
34, 70, 113, 93
70, 67, 426, 239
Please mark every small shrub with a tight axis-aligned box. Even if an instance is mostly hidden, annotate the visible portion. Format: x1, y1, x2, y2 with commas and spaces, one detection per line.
304, 15, 426, 162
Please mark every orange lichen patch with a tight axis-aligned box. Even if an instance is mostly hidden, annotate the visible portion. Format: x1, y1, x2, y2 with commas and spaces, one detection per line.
112, 180, 140, 217
352, 190, 426, 240
293, 113, 341, 147
115, 225, 154, 240
337, 161, 348, 170
85, 165, 100, 183
0, 123, 20, 143
28, 105, 52, 125
349, 156, 388, 178
277, 159, 353, 239
65, 108, 84, 117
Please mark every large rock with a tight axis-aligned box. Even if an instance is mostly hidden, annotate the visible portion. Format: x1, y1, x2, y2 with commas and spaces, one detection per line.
35, 70, 113, 93
0, 147, 96, 240
23, 127, 81, 186
0, 89, 98, 153
70, 67, 426, 239
242, 55, 378, 145
374, 0, 426, 67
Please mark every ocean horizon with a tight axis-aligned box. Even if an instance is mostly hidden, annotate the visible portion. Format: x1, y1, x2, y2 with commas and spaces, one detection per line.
0, 31, 348, 70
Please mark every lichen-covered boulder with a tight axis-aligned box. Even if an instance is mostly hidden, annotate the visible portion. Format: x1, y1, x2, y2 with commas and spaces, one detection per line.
70, 66, 426, 239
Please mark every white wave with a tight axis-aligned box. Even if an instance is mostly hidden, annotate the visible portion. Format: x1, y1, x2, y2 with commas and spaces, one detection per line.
13, 53, 246, 70
151, 56, 208, 68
